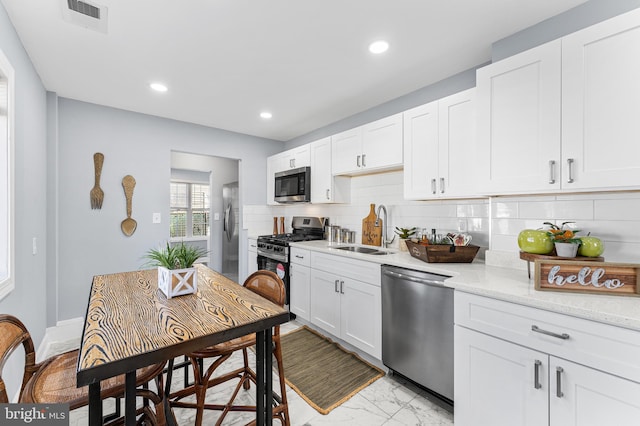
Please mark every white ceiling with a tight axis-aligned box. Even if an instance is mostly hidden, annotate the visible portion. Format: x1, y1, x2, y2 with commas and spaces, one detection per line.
2, 0, 586, 141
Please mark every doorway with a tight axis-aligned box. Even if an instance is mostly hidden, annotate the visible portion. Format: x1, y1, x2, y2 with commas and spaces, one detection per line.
171, 151, 240, 282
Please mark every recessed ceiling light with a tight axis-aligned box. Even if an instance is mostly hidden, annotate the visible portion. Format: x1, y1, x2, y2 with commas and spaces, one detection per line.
149, 82, 168, 92
260, 112, 273, 119
369, 40, 389, 54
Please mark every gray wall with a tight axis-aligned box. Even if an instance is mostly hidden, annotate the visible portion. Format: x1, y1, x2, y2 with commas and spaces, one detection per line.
285, 66, 478, 149
53, 98, 282, 321
0, 2, 48, 398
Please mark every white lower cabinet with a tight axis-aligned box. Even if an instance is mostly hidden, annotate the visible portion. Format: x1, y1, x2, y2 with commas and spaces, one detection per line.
549, 357, 640, 426
309, 252, 381, 359
455, 326, 548, 426
455, 291, 640, 426
246, 238, 258, 281
289, 248, 311, 321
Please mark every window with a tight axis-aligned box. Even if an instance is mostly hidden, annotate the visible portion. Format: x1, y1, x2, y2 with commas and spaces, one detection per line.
170, 181, 210, 239
0, 49, 14, 301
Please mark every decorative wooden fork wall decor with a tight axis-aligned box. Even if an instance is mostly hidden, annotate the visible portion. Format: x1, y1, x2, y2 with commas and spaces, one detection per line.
90, 152, 104, 209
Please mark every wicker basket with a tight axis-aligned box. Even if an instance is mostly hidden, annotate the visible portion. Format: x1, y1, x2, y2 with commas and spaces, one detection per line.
405, 240, 479, 263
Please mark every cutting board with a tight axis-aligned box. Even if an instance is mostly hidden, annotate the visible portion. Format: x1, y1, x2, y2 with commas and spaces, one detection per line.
362, 204, 382, 246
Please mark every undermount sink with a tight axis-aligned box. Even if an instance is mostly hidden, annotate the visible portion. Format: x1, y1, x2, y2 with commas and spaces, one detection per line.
333, 246, 392, 255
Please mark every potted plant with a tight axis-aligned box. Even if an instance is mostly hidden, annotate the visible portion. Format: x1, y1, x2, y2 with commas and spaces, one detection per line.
144, 242, 209, 298
394, 227, 417, 251
544, 222, 582, 258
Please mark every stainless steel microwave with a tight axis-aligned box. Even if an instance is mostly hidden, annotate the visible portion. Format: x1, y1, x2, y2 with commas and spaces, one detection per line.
274, 166, 310, 203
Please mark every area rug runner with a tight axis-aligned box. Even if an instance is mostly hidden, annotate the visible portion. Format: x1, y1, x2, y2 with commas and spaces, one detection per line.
280, 325, 385, 414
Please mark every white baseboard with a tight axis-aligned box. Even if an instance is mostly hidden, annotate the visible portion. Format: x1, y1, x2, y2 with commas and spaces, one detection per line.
12, 317, 84, 402
37, 317, 84, 360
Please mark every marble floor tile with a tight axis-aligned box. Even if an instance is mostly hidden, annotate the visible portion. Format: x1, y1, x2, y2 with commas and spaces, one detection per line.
61, 320, 454, 425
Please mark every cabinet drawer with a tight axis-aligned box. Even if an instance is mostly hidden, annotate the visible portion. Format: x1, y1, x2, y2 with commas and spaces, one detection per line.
455, 291, 640, 383
290, 247, 310, 267
311, 252, 380, 286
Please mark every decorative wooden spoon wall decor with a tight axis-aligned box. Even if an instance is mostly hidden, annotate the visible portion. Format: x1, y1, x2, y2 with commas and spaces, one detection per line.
121, 175, 137, 236
90, 153, 104, 209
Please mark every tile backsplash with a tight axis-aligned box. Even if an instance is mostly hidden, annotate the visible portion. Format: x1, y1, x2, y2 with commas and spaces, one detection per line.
243, 170, 640, 265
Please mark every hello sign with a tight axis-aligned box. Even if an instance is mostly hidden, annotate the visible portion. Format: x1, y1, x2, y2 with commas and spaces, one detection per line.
534, 260, 640, 297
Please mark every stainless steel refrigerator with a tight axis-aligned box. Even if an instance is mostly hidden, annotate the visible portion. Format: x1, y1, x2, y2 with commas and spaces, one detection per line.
222, 182, 239, 282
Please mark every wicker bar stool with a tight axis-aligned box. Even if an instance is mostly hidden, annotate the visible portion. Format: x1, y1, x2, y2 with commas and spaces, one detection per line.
0, 314, 167, 425
168, 270, 290, 426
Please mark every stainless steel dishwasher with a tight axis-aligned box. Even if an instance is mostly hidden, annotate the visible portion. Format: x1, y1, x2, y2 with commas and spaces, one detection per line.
381, 265, 454, 402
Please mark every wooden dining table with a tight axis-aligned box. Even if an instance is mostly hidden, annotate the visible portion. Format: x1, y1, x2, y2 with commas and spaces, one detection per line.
76, 264, 290, 426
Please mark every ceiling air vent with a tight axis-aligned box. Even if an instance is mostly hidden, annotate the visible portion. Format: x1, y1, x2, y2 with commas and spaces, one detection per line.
61, 0, 108, 33
67, 0, 100, 19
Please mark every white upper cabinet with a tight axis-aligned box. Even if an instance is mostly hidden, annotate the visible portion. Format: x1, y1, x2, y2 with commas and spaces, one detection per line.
476, 39, 562, 194
276, 144, 310, 171
404, 101, 438, 198
332, 113, 403, 175
310, 137, 350, 204
478, 8, 640, 195
404, 89, 477, 199
266, 144, 311, 205
561, 8, 640, 190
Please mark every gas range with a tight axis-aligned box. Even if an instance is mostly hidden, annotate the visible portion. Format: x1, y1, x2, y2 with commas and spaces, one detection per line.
256, 216, 327, 307
257, 217, 327, 262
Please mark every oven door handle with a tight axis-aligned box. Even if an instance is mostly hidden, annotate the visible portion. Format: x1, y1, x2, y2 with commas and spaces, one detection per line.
257, 250, 288, 263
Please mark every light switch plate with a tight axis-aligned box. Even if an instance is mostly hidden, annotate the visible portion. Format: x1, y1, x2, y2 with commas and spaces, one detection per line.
153, 213, 161, 224
214, 213, 220, 221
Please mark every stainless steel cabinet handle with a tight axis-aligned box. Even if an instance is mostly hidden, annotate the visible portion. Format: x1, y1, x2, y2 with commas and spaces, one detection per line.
357, 155, 361, 168
334, 279, 339, 293
556, 366, 564, 398
295, 255, 304, 259
431, 178, 436, 195
362, 154, 366, 167
549, 160, 556, 184
326, 189, 330, 200
340, 280, 345, 294
567, 158, 575, 183
534, 360, 542, 390
531, 325, 570, 340
440, 177, 445, 194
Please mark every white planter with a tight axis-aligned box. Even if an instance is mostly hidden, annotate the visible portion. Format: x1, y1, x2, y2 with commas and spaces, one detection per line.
158, 266, 197, 298
554, 242, 579, 258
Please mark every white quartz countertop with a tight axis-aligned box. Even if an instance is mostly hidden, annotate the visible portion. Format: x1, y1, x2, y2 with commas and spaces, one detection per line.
290, 240, 640, 332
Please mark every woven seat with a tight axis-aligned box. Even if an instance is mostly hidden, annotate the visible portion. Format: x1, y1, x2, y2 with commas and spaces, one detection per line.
169, 270, 290, 426
0, 314, 166, 425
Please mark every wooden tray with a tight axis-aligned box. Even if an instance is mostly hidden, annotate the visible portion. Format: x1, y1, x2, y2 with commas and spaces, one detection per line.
520, 251, 604, 279
406, 240, 480, 263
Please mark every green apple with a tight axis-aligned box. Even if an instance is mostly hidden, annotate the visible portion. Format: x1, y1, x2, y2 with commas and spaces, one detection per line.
578, 236, 605, 257
517, 229, 554, 254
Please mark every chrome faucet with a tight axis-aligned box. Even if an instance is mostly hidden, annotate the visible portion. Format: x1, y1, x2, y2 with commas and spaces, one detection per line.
374, 204, 395, 248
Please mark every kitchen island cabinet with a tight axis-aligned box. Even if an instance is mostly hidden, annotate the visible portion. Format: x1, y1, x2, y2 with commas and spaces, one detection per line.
477, 8, 640, 195
309, 251, 381, 359
455, 291, 640, 426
